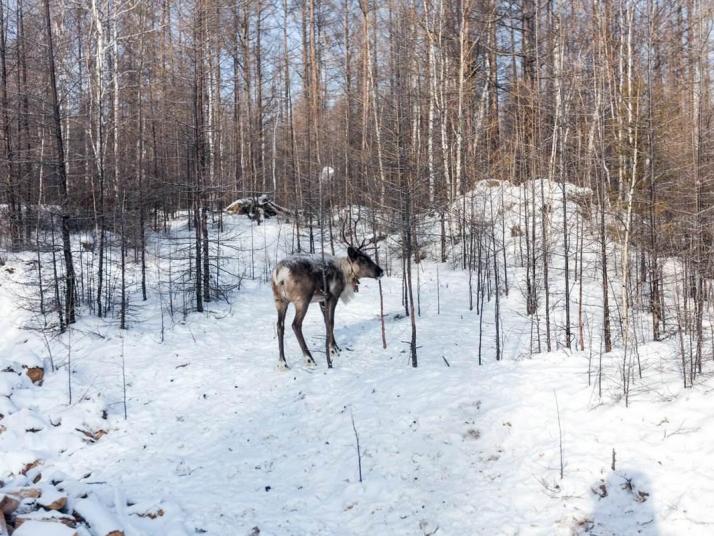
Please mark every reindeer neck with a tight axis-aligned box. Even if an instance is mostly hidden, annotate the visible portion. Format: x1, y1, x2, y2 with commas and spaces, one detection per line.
338, 257, 357, 280
338, 257, 360, 304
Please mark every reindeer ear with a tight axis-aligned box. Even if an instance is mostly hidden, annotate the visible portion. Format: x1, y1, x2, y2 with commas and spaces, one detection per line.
347, 246, 358, 260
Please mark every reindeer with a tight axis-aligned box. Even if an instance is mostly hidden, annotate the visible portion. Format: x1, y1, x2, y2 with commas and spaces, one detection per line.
271, 228, 384, 369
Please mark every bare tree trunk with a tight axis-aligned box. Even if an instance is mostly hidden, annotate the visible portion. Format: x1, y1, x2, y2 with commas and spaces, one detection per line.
540, 179, 551, 352
645, 0, 661, 341
0, 1, 20, 248
490, 190, 501, 361
137, 13, 147, 301
120, 194, 127, 329
423, 0, 436, 206
44, 0, 77, 325
453, 0, 470, 198
405, 191, 417, 367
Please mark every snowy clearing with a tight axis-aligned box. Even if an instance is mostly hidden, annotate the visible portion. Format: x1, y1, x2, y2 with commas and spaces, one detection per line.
1, 181, 713, 535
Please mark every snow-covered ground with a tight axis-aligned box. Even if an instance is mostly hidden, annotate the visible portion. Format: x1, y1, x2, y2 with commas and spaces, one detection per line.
1, 181, 713, 535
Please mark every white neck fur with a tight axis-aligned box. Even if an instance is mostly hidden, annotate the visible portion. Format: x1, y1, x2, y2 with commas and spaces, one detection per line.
339, 257, 357, 304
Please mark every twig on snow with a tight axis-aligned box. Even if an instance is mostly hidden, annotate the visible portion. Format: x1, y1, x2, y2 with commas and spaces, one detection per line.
554, 390, 564, 479
351, 410, 363, 483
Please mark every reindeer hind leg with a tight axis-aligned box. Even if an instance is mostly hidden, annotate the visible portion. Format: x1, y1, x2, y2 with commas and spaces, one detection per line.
292, 300, 316, 366
276, 299, 289, 369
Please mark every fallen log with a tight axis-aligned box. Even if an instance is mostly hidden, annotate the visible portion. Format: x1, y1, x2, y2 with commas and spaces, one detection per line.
25, 367, 44, 385
14, 510, 76, 529
135, 507, 164, 519
9, 487, 40, 500
0, 513, 8, 536
38, 486, 67, 511
12, 520, 78, 536
74, 496, 124, 536
75, 428, 107, 443
225, 195, 291, 221
20, 460, 41, 476
0, 493, 20, 515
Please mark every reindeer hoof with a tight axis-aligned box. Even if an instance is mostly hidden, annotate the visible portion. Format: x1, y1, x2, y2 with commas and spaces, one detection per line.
304, 356, 317, 367
277, 360, 290, 370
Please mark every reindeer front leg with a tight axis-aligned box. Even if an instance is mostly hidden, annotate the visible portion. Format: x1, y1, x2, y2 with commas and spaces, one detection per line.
329, 298, 341, 352
292, 300, 316, 366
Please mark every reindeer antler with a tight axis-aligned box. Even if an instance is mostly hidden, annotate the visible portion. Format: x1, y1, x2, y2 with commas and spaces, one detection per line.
341, 210, 385, 251
340, 217, 354, 247
341, 210, 363, 249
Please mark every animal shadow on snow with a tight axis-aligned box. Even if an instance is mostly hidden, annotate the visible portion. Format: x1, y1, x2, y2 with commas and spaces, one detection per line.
577, 470, 659, 535
287, 312, 390, 357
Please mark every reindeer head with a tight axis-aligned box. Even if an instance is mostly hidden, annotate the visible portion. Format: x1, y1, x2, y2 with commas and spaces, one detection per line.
347, 246, 384, 279
341, 215, 385, 283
